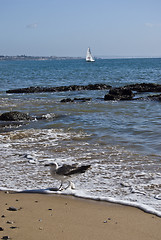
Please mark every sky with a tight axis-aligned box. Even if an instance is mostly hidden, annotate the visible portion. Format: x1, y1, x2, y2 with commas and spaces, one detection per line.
1, 0, 161, 57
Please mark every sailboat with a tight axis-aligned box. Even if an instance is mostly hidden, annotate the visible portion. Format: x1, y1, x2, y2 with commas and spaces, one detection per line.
86, 47, 95, 62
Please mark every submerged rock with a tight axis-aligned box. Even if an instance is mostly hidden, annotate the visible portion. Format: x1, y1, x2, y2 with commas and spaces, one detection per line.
0, 111, 32, 121
146, 94, 161, 101
61, 97, 91, 103
125, 83, 161, 92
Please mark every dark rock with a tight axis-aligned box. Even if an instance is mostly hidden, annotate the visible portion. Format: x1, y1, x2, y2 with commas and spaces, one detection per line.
104, 83, 161, 101
147, 94, 161, 101
125, 83, 161, 92
6, 83, 112, 94
74, 97, 91, 102
61, 97, 91, 103
0, 227, 4, 231
134, 93, 161, 101
60, 98, 74, 103
6, 221, 14, 224
104, 87, 134, 101
7, 207, 18, 211
1, 236, 10, 239
1, 215, 5, 218
10, 226, 18, 229
0, 111, 32, 121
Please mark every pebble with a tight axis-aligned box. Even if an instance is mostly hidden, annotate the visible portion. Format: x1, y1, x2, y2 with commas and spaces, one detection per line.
7, 207, 18, 211
103, 218, 112, 223
0, 227, 4, 231
1, 215, 5, 218
10, 226, 18, 229
1, 236, 10, 239
6, 221, 14, 224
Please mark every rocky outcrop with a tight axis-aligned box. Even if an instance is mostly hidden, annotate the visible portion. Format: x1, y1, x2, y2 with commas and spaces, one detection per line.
124, 83, 161, 92
6, 83, 111, 94
104, 87, 134, 101
0, 111, 32, 121
6, 82, 161, 102
104, 83, 161, 101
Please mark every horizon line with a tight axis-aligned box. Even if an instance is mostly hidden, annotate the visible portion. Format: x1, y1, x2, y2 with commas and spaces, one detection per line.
1, 55, 161, 60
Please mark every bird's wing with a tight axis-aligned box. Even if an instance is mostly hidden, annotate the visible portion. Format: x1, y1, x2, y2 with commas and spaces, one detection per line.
56, 164, 77, 175
63, 165, 91, 176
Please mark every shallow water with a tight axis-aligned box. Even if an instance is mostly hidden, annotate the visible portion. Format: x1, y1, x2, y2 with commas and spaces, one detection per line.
0, 58, 161, 215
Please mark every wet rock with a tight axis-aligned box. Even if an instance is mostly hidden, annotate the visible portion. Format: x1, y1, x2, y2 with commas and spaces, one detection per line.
6, 83, 111, 94
0, 111, 32, 121
7, 207, 18, 211
104, 87, 134, 101
60, 98, 74, 103
104, 83, 161, 101
146, 94, 161, 101
61, 97, 91, 103
74, 97, 91, 102
125, 83, 161, 92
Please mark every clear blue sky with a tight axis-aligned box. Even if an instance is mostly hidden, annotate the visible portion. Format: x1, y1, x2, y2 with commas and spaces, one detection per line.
1, 0, 161, 57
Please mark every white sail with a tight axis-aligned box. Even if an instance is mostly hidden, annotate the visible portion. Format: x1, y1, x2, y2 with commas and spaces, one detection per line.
86, 47, 95, 62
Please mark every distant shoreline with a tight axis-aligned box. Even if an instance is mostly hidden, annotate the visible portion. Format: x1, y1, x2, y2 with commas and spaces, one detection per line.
0, 55, 83, 61
0, 55, 161, 61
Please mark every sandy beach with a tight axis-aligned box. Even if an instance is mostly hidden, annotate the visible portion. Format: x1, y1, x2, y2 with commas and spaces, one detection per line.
0, 191, 160, 240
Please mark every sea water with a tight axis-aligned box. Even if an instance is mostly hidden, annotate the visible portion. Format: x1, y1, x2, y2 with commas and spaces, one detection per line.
0, 58, 161, 216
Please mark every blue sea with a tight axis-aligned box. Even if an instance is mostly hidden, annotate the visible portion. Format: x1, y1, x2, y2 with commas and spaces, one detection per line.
1, 58, 161, 216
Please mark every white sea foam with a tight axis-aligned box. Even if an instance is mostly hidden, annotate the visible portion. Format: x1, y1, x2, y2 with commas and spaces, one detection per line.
1, 128, 161, 217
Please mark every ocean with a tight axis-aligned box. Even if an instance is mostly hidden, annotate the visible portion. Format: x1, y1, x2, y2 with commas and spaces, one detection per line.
0, 58, 161, 216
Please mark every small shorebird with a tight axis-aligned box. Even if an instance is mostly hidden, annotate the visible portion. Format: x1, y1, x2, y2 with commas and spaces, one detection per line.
45, 162, 91, 190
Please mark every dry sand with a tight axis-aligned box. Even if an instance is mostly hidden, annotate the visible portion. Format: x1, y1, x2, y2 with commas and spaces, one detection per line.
0, 190, 161, 240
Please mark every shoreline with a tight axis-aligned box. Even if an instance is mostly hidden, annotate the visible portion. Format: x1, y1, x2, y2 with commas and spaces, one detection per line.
0, 190, 161, 240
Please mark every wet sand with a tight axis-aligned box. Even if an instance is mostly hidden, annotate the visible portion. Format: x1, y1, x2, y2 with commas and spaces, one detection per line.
0, 190, 161, 240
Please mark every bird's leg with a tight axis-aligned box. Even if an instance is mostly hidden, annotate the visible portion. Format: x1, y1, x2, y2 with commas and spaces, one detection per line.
58, 181, 63, 191
64, 180, 75, 190
63, 180, 71, 190
70, 181, 75, 189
